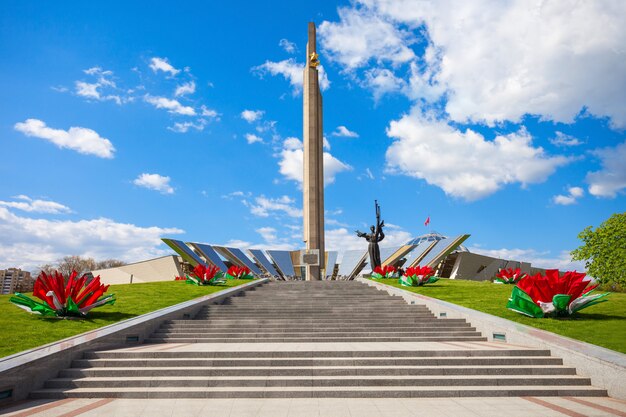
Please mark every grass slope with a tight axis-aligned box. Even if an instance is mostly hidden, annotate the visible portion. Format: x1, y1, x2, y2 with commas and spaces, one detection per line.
372, 278, 626, 354
0, 280, 248, 358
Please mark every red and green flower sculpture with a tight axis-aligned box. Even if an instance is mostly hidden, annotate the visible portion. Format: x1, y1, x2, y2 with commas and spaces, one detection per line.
371, 265, 397, 279
507, 269, 610, 318
225, 265, 254, 280
10, 270, 115, 318
494, 267, 527, 284
399, 265, 438, 286
183, 264, 226, 286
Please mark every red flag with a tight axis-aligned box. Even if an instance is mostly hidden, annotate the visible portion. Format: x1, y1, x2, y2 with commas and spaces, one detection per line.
424, 216, 430, 227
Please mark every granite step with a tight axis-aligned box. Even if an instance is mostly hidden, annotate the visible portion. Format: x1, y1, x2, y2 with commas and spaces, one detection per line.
30, 385, 608, 399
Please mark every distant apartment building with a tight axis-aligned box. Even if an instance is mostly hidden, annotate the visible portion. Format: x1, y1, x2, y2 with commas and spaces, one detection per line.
0, 268, 34, 294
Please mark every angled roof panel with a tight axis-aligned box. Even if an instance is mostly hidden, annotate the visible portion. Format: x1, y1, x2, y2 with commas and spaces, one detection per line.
383, 245, 416, 267
325, 251, 338, 279
376, 246, 402, 269
188, 243, 228, 272
421, 234, 471, 268
404, 240, 439, 268
249, 249, 280, 277
337, 249, 368, 278
266, 250, 295, 278
225, 247, 262, 275
162, 238, 206, 267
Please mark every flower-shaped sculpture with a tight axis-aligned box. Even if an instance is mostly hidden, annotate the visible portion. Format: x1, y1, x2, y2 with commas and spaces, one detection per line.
400, 265, 438, 286
184, 264, 226, 286
494, 268, 527, 284
10, 270, 115, 318
371, 265, 397, 279
225, 265, 254, 280
507, 269, 610, 318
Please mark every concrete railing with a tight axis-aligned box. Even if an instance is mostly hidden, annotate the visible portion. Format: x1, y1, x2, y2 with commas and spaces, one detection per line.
0, 278, 268, 403
358, 277, 626, 400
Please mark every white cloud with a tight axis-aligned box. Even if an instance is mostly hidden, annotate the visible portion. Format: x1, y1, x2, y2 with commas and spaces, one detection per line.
323, 0, 626, 128
364, 67, 405, 100
325, 224, 412, 253
552, 186, 584, 205
384, 109, 569, 201
245, 133, 263, 144
200, 105, 219, 118
174, 81, 196, 97
323, 136, 331, 150
75, 67, 123, 104
222, 191, 251, 199
14, 118, 115, 159
253, 58, 330, 93
133, 173, 174, 194
332, 125, 359, 138
0, 195, 71, 214
279, 38, 297, 54
149, 57, 180, 76
319, 7, 416, 69
586, 140, 626, 198
550, 131, 583, 147
277, 138, 352, 186
0, 207, 183, 271
241, 109, 264, 123
244, 195, 302, 218
168, 120, 206, 133
144, 95, 196, 116
469, 246, 586, 272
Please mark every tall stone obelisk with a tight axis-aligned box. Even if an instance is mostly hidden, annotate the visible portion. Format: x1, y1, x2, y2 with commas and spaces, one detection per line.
303, 22, 325, 281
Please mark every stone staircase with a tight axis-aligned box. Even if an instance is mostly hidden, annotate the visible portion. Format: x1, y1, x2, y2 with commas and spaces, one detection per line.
30, 280, 607, 398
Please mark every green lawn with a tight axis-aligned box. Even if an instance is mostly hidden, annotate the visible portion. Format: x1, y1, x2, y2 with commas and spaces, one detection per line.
0, 280, 249, 358
371, 278, 626, 354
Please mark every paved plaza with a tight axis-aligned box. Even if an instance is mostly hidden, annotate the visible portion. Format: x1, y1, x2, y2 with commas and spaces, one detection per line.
3, 396, 626, 417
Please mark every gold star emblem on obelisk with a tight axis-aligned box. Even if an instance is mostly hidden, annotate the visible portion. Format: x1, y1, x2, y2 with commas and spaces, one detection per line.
309, 52, 319, 68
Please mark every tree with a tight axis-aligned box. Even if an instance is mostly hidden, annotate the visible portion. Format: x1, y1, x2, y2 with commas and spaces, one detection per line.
571, 212, 626, 289
56, 255, 97, 277
95, 259, 126, 269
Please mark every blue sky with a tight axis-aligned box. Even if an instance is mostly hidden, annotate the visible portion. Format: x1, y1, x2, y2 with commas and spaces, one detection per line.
1, 0, 625, 272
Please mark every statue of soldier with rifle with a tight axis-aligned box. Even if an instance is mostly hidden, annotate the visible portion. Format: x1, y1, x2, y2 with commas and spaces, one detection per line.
356, 200, 386, 270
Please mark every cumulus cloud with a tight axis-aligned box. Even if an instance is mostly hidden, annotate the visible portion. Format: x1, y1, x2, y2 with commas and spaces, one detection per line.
0, 206, 183, 271
319, 7, 416, 69
279, 39, 298, 54
14, 118, 115, 159
200, 105, 219, 118
320, 1, 626, 128
0, 195, 71, 214
241, 109, 264, 123
244, 195, 302, 218
277, 138, 352, 186
133, 173, 174, 194
168, 120, 206, 133
332, 125, 359, 138
325, 224, 412, 253
552, 186, 584, 205
253, 58, 330, 93
74, 67, 123, 104
550, 131, 583, 147
149, 57, 180, 76
245, 133, 263, 144
144, 95, 195, 116
174, 81, 196, 97
385, 109, 570, 201
586, 140, 626, 198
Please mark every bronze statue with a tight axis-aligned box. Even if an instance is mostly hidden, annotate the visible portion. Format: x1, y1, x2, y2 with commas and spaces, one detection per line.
356, 200, 385, 270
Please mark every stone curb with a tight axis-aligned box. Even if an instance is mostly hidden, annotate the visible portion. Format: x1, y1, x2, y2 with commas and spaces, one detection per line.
0, 278, 268, 403
358, 278, 626, 399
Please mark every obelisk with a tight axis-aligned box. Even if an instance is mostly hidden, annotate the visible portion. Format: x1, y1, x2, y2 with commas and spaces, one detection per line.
303, 22, 325, 281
